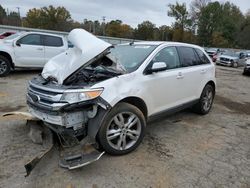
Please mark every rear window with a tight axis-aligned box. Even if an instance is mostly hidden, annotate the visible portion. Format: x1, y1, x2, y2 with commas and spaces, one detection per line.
43, 35, 63, 47
195, 48, 211, 64
177, 47, 200, 67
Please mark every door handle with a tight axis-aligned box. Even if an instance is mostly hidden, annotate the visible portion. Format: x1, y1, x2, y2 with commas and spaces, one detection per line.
177, 72, 184, 79
201, 69, 207, 74
36, 48, 43, 51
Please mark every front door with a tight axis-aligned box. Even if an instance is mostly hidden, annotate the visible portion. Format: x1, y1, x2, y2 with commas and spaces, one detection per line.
14, 34, 45, 67
139, 46, 185, 115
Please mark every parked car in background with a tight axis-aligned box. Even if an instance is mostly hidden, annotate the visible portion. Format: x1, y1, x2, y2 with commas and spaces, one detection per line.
216, 51, 247, 68
0, 32, 68, 76
245, 50, 250, 57
27, 29, 216, 168
243, 59, 250, 75
212, 49, 227, 62
206, 48, 220, 61
0, 31, 16, 39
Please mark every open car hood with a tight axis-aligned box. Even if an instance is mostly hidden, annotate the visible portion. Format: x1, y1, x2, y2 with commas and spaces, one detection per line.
42, 29, 112, 85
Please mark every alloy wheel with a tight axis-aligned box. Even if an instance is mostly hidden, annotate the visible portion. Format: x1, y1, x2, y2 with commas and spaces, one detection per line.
106, 112, 141, 151
0, 60, 7, 74
202, 88, 213, 112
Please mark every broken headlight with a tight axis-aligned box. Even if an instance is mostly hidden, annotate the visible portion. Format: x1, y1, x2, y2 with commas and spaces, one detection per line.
60, 88, 103, 103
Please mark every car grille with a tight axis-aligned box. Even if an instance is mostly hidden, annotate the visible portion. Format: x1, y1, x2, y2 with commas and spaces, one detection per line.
27, 82, 67, 111
220, 57, 230, 62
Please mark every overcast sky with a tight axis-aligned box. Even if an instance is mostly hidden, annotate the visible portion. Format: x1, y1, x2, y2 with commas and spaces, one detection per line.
1, 0, 249, 27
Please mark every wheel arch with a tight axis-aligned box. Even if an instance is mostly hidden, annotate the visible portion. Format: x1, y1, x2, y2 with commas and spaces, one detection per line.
119, 97, 148, 120
0, 51, 14, 69
205, 80, 216, 93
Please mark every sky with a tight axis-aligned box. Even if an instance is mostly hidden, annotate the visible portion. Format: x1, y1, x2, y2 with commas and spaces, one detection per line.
1, 0, 249, 27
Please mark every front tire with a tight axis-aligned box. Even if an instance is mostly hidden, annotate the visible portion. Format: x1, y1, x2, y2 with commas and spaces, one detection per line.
97, 102, 146, 155
0, 55, 11, 77
232, 61, 238, 68
193, 84, 215, 115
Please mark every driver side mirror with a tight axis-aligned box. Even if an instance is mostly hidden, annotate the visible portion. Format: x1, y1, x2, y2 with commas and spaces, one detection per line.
15, 41, 21, 47
145, 62, 168, 74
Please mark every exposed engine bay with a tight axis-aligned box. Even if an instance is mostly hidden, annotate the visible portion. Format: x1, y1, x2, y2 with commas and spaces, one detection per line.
63, 56, 124, 86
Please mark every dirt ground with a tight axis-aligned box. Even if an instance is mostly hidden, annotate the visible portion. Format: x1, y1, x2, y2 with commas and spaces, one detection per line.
0, 66, 249, 188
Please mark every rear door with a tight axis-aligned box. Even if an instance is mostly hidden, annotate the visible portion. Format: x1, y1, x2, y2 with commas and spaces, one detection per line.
43, 35, 66, 66
14, 34, 45, 67
176, 46, 211, 102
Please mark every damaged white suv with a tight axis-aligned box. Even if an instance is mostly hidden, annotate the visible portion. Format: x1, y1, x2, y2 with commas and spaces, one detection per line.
27, 29, 216, 157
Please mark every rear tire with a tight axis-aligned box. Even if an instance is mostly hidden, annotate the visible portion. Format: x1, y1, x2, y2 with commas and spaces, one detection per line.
97, 102, 146, 155
0, 55, 11, 77
193, 84, 215, 115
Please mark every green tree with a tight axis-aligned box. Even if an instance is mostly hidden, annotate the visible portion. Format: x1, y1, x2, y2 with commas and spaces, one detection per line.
237, 14, 250, 49
158, 25, 173, 41
105, 20, 133, 38
0, 5, 7, 24
25, 5, 72, 31
197, 1, 222, 46
134, 21, 156, 40
168, 2, 192, 41
220, 2, 244, 47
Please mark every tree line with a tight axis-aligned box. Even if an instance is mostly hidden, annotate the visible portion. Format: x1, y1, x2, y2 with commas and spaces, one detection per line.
0, 1, 250, 49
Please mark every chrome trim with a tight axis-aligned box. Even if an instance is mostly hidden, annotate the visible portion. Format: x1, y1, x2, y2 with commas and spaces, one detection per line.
29, 81, 66, 93
29, 86, 62, 102
27, 94, 68, 111
63, 87, 103, 93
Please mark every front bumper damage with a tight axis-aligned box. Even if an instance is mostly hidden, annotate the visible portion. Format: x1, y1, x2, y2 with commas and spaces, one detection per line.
4, 82, 111, 176
3, 111, 106, 177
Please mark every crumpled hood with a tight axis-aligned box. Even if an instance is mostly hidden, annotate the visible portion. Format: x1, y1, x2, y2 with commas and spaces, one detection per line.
42, 29, 112, 85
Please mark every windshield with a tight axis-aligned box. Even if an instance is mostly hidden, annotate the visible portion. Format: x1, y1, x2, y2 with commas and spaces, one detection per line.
4, 33, 21, 40
107, 44, 157, 72
207, 48, 217, 52
223, 51, 238, 57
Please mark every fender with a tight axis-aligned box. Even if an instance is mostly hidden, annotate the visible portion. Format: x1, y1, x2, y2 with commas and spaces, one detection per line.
87, 106, 111, 143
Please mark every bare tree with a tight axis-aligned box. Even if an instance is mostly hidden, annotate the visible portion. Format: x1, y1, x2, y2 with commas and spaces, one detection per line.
190, 0, 211, 23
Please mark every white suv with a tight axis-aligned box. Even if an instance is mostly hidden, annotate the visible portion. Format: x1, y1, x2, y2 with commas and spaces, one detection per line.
0, 32, 68, 76
27, 29, 216, 156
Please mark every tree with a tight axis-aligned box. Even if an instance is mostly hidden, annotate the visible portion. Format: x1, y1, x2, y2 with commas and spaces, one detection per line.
190, 0, 211, 24
220, 2, 244, 47
134, 21, 156, 40
197, 1, 222, 46
197, 1, 244, 47
0, 5, 6, 24
158, 25, 173, 41
237, 14, 250, 49
25, 5, 72, 31
105, 20, 133, 38
168, 2, 192, 41
7, 11, 21, 26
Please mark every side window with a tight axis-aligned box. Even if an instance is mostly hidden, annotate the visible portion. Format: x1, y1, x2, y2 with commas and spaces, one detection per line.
17, 34, 42, 46
177, 47, 200, 67
195, 48, 210, 64
152, 47, 180, 69
43, 35, 63, 47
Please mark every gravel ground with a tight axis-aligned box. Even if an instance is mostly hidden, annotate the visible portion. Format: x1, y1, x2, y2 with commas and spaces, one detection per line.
0, 66, 249, 188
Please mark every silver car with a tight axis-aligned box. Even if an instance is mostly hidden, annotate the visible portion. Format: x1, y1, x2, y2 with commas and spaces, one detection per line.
216, 51, 247, 68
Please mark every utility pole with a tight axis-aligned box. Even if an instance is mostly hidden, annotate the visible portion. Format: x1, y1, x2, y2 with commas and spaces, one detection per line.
102, 16, 106, 36
16, 7, 22, 26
